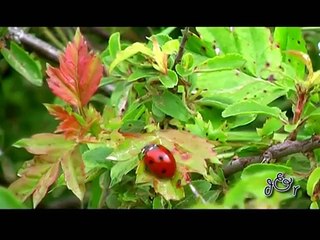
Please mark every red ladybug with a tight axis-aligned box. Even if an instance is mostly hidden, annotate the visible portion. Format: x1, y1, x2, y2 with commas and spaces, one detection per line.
141, 144, 177, 179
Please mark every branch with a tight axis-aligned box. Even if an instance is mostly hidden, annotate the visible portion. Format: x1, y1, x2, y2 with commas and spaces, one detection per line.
173, 27, 190, 69
223, 136, 320, 177
8, 27, 61, 62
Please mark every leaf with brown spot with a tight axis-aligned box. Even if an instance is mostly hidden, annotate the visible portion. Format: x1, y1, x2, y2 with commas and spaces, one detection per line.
158, 129, 219, 176
61, 145, 86, 201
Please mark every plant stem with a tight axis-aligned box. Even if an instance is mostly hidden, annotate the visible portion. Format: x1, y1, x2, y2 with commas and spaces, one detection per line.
223, 135, 320, 177
173, 27, 190, 69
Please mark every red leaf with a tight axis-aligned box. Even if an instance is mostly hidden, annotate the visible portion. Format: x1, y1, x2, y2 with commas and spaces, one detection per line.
45, 104, 102, 141
46, 28, 103, 107
45, 104, 82, 139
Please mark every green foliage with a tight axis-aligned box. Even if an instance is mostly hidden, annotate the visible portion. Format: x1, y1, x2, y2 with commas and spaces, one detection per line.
2, 27, 320, 209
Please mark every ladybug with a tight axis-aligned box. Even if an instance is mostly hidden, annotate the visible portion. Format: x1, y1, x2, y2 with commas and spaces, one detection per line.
141, 144, 177, 179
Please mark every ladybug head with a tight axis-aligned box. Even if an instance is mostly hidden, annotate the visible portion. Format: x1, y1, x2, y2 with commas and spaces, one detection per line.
140, 144, 158, 158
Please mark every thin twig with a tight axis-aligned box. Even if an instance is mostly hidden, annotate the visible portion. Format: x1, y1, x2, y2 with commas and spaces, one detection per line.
8, 27, 61, 62
223, 135, 320, 177
173, 27, 190, 69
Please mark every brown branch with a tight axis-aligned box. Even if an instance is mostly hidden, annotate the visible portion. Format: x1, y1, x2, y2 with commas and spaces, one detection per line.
8, 27, 61, 62
173, 27, 190, 69
223, 136, 320, 177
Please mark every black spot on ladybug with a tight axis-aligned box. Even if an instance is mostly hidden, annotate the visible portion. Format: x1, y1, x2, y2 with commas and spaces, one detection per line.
161, 169, 167, 174
265, 62, 270, 68
158, 155, 164, 161
297, 40, 301, 44
149, 160, 154, 165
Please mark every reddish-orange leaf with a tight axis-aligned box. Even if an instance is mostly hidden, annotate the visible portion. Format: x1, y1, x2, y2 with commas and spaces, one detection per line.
46, 28, 103, 107
45, 104, 82, 139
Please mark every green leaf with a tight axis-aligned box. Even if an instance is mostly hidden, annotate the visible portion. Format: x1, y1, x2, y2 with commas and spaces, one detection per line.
159, 69, 178, 88
152, 196, 165, 209
274, 27, 307, 79
13, 133, 75, 155
83, 146, 114, 172
196, 70, 287, 107
196, 27, 238, 54
175, 64, 193, 77
106, 134, 157, 162
153, 174, 185, 201
198, 53, 246, 71
233, 27, 281, 76
109, 43, 153, 73
222, 101, 282, 118
152, 102, 166, 122
224, 170, 295, 208
109, 32, 121, 58
310, 201, 319, 209
158, 27, 177, 36
257, 117, 284, 137
307, 167, 320, 198
153, 90, 190, 122
181, 52, 194, 69
0, 187, 26, 209
185, 32, 216, 58
241, 164, 293, 179
1, 42, 42, 86
61, 145, 86, 202
110, 157, 139, 187
174, 180, 212, 208
306, 108, 320, 119
120, 120, 145, 133
0, 27, 8, 37
127, 68, 157, 82
162, 39, 179, 54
